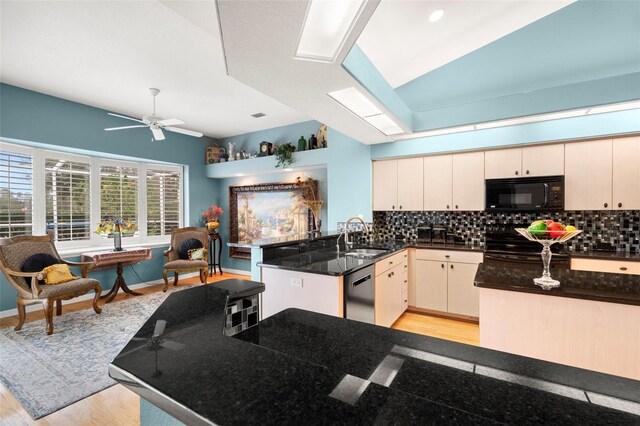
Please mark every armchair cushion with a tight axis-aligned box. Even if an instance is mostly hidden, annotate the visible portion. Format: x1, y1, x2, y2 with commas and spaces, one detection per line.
38, 278, 99, 299
43, 264, 78, 285
21, 253, 60, 286
178, 238, 203, 260
164, 259, 208, 270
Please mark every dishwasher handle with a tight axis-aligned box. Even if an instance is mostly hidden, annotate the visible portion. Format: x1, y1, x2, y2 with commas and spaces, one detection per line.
351, 274, 372, 288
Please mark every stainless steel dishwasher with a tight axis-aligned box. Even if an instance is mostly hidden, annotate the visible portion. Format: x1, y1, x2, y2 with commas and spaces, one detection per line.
344, 265, 375, 324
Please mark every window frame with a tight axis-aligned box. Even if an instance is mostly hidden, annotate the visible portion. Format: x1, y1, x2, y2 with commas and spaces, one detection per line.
0, 141, 185, 249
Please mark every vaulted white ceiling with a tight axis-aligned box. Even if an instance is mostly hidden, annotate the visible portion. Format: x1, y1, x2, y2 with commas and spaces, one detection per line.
0, 0, 309, 139
357, 0, 575, 88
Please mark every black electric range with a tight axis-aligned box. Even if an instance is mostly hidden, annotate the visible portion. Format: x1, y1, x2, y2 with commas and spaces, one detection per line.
484, 224, 570, 269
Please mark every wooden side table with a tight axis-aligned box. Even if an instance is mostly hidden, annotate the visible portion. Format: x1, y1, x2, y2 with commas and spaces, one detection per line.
81, 247, 153, 303
208, 231, 223, 276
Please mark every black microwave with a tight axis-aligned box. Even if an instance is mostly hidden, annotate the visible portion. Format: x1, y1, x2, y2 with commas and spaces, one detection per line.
485, 176, 564, 211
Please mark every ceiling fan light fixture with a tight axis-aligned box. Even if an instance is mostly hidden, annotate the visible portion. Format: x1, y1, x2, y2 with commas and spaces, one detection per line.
429, 9, 445, 23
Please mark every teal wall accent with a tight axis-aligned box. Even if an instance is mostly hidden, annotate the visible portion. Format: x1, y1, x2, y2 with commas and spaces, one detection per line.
140, 398, 184, 426
342, 45, 413, 128
0, 83, 216, 312
212, 123, 372, 272
371, 109, 640, 159
395, 1, 640, 112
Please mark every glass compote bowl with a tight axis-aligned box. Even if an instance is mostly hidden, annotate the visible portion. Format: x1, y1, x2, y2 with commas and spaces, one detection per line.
514, 228, 582, 290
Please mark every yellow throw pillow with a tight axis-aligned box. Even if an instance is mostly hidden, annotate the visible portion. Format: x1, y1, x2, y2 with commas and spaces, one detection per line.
43, 264, 78, 285
188, 248, 206, 261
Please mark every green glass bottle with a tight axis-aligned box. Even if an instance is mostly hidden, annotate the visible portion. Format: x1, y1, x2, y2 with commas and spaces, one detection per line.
297, 135, 307, 152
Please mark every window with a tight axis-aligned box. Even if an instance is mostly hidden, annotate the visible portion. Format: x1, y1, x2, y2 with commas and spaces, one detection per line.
146, 168, 181, 236
100, 164, 138, 238
45, 157, 91, 242
0, 141, 184, 247
0, 150, 33, 237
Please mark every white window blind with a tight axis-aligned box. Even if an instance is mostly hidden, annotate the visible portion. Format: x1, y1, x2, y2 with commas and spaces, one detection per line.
146, 168, 181, 236
0, 150, 33, 237
45, 158, 91, 242
100, 165, 138, 237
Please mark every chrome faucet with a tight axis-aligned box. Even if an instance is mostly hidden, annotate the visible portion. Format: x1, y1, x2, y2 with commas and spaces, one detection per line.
337, 216, 370, 252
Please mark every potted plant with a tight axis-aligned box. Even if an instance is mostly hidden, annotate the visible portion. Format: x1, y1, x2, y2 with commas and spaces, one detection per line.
202, 205, 223, 231
273, 142, 295, 168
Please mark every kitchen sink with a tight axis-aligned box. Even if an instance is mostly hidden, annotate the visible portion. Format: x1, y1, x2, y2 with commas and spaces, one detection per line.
345, 248, 389, 258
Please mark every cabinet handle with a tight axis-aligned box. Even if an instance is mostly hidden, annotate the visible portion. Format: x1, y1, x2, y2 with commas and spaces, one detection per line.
404, 299, 408, 303
445, 255, 450, 258
399, 205, 403, 209
404, 265, 408, 268
604, 202, 608, 208
455, 205, 459, 209
620, 267, 628, 271
391, 272, 395, 276
389, 261, 393, 265
446, 205, 450, 209
618, 202, 622, 208
450, 264, 454, 269
404, 280, 408, 283
515, 170, 519, 176
526, 170, 530, 175
392, 205, 395, 210
388, 273, 392, 278
441, 264, 444, 268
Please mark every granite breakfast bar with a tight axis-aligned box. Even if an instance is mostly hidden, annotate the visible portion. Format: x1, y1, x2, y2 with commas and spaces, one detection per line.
109, 280, 640, 425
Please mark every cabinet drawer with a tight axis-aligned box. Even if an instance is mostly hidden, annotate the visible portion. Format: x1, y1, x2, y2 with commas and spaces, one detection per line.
571, 258, 640, 275
375, 250, 407, 276
415, 249, 483, 264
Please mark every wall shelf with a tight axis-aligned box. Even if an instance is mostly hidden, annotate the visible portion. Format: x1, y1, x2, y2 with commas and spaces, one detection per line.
205, 148, 330, 178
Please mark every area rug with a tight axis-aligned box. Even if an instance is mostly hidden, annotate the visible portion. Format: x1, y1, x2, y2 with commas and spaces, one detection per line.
0, 284, 196, 420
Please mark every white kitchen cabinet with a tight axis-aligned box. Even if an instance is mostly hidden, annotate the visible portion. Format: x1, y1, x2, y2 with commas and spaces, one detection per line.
423, 154, 453, 211
414, 260, 448, 312
612, 136, 640, 210
397, 157, 424, 211
447, 262, 480, 317
373, 158, 423, 211
452, 151, 485, 211
375, 262, 405, 327
485, 145, 564, 179
485, 148, 522, 179
522, 144, 564, 177
565, 139, 613, 210
373, 160, 398, 211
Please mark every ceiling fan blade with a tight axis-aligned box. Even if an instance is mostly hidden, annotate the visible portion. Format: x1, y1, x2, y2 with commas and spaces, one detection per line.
153, 320, 167, 338
105, 125, 149, 131
165, 127, 203, 138
151, 127, 166, 141
157, 118, 184, 127
108, 112, 146, 124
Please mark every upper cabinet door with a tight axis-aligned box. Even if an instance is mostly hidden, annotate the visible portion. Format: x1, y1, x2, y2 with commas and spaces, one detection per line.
372, 160, 398, 211
522, 144, 564, 177
423, 155, 453, 211
565, 140, 613, 210
397, 157, 424, 211
452, 151, 485, 211
485, 148, 522, 179
613, 136, 640, 210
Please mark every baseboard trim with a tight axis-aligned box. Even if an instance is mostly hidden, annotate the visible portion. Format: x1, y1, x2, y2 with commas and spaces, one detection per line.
218, 267, 250, 276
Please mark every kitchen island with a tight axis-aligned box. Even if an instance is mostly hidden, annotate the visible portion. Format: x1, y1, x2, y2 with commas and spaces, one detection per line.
475, 263, 640, 380
109, 283, 640, 425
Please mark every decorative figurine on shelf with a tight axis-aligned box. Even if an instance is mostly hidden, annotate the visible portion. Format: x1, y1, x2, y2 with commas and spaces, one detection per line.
297, 136, 307, 152
258, 141, 273, 157
309, 134, 318, 150
317, 124, 327, 148
202, 205, 224, 232
95, 218, 137, 251
228, 142, 236, 161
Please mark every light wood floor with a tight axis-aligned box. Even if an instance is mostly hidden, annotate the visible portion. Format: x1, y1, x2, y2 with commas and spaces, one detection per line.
0, 275, 479, 425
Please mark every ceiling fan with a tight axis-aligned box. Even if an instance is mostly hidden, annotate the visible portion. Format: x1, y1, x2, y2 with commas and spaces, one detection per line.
105, 88, 203, 141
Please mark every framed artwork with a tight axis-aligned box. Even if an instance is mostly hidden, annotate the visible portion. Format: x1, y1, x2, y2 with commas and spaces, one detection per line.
229, 182, 315, 259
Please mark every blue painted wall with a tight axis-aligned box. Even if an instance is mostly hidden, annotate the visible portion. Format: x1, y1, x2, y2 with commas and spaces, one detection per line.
213, 122, 372, 272
0, 83, 216, 311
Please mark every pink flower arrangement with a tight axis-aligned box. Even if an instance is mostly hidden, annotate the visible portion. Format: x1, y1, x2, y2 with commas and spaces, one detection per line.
202, 205, 223, 224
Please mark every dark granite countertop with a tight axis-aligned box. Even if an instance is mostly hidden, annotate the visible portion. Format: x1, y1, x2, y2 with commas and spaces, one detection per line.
475, 263, 640, 306
569, 251, 640, 262
110, 285, 640, 425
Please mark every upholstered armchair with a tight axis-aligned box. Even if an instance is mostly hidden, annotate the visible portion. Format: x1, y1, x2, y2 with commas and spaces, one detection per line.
0, 235, 102, 335
162, 227, 208, 291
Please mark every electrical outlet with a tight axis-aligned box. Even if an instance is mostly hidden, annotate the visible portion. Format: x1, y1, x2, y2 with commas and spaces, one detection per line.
290, 277, 303, 288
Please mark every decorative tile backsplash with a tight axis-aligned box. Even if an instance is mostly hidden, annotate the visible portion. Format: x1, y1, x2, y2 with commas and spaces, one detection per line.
373, 210, 640, 253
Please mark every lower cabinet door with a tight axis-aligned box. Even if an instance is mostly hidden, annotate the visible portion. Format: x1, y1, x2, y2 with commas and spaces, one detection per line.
447, 262, 479, 317
415, 260, 448, 312
401, 269, 408, 311
375, 265, 405, 327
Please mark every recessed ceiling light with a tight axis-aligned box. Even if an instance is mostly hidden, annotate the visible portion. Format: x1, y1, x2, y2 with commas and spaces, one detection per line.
251, 113, 266, 118
328, 87, 382, 117
284, 168, 293, 171
235, 173, 244, 177
364, 114, 405, 136
429, 9, 444, 23
295, 0, 367, 62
